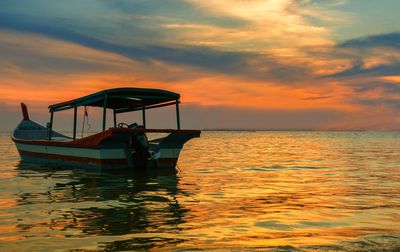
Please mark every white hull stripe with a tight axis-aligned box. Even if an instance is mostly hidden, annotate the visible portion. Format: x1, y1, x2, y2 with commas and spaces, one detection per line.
16, 143, 126, 159
16, 143, 183, 159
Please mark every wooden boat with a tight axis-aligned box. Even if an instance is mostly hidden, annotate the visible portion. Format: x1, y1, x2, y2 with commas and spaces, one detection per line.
12, 88, 200, 170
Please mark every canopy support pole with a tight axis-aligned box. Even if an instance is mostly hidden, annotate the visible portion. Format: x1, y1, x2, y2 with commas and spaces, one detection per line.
48, 112, 54, 140
73, 107, 77, 140
102, 94, 108, 131
142, 106, 146, 128
113, 109, 117, 128
176, 100, 180, 129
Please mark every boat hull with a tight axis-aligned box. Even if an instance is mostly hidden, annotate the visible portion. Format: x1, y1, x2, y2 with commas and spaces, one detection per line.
14, 141, 182, 170
12, 127, 199, 170
15, 142, 129, 170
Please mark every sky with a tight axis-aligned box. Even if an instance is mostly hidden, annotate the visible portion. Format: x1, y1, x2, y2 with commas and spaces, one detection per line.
1, 0, 400, 130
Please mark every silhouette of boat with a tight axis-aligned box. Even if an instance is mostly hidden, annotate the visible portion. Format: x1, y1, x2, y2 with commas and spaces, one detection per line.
12, 88, 200, 170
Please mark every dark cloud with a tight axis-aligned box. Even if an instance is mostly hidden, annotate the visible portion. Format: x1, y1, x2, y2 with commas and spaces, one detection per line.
0, 40, 116, 75
302, 95, 333, 100
0, 12, 311, 82
340, 33, 400, 49
100, 0, 249, 28
323, 33, 400, 78
341, 81, 400, 111
354, 98, 400, 109
350, 81, 400, 94
325, 60, 400, 78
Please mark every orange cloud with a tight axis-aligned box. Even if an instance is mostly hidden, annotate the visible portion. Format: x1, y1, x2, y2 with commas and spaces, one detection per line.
1, 23, 400, 130
184, 0, 337, 51
379, 76, 400, 83
0, 29, 360, 114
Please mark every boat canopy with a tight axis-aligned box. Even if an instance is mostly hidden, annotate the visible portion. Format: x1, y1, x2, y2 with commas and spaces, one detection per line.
48, 87, 180, 113
47, 87, 182, 139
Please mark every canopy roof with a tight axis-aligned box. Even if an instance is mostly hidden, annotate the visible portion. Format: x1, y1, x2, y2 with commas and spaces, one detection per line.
49, 87, 180, 113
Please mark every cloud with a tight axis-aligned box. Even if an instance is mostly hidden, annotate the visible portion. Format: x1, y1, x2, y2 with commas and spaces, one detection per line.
340, 33, 400, 49
0, 13, 314, 83
0, 0, 344, 83
1, 0, 400, 130
101, 0, 247, 28
350, 81, 400, 94
356, 98, 400, 109
186, 0, 336, 49
0, 35, 123, 75
343, 80, 400, 112
321, 33, 400, 78
325, 61, 400, 78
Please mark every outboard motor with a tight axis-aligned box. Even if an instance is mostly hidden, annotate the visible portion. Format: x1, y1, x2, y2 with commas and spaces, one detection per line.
130, 130, 151, 168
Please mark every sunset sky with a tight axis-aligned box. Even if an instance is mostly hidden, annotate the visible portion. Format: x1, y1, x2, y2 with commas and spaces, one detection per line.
1, 0, 400, 130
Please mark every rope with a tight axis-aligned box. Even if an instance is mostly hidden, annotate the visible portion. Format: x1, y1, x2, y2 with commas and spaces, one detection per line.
81, 106, 91, 138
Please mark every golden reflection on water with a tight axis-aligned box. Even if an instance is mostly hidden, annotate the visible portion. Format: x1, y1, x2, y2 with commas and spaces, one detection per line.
0, 131, 400, 251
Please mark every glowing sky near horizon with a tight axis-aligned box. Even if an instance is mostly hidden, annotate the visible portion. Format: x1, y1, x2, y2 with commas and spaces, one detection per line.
1, 0, 400, 130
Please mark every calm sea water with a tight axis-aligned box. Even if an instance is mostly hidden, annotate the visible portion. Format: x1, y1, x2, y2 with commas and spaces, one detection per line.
0, 131, 400, 251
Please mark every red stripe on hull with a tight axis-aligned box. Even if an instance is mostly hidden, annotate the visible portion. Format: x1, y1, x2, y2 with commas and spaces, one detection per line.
18, 149, 128, 166
12, 128, 200, 149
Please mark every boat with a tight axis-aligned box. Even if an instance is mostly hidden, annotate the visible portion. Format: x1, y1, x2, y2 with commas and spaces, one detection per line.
12, 87, 201, 170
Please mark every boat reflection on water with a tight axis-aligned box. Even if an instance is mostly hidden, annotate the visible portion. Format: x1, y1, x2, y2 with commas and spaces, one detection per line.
16, 162, 188, 251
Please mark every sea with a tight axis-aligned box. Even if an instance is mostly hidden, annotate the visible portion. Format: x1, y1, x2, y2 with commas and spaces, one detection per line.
0, 131, 400, 251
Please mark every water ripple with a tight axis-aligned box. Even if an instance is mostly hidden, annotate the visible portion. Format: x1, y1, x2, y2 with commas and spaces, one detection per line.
0, 132, 400, 250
